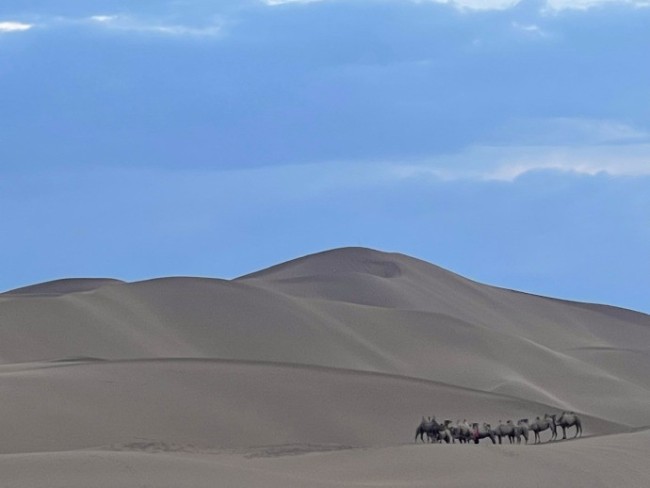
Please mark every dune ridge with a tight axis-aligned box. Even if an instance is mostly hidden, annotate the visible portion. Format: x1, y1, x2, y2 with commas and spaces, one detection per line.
1, 278, 124, 297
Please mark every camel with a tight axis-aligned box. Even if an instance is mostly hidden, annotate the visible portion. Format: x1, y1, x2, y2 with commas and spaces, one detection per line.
493, 420, 517, 444
437, 420, 454, 444
529, 414, 557, 443
450, 420, 472, 444
514, 419, 529, 444
471, 422, 496, 444
415, 416, 440, 443
554, 411, 582, 439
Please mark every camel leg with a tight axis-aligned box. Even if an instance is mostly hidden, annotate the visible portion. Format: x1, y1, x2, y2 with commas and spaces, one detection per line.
562, 426, 567, 440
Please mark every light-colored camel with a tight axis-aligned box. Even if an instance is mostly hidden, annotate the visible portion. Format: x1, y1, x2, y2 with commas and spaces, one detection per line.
554, 411, 582, 439
514, 419, 529, 444
451, 420, 472, 444
493, 420, 517, 444
529, 414, 557, 443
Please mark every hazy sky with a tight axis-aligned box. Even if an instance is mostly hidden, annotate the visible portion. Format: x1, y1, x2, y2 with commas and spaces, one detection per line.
1, 0, 649, 312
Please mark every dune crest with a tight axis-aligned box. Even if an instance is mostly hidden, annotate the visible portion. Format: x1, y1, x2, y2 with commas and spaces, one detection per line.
2, 278, 124, 297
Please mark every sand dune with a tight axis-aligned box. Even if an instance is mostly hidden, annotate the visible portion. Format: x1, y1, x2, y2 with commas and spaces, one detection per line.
2, 249, 649, 425
1, 247, 649, 486
1, 278, 124, 297
0, 358, 624, 455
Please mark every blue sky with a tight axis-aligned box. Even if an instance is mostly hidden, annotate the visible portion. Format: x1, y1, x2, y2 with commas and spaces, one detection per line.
1, 0, 649, 312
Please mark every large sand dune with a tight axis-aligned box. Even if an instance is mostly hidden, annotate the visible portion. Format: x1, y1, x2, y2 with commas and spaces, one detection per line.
1, 247, 649, 486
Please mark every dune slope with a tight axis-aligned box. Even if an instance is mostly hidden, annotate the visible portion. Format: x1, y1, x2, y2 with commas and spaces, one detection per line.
1, 358, 622, 454
1, 247, 649, 487
2, 248, 649, 428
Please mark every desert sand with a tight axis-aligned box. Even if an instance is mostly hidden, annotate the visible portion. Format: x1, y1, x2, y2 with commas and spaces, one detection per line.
1, 247, 649, 487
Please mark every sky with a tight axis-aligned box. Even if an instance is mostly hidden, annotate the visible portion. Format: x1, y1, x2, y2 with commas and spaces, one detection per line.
1, 0, 649, 313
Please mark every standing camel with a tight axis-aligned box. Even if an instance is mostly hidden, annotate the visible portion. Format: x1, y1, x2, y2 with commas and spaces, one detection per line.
529, 414, 557, 443
514, 419, 529, 444
451, 420, 472, 444
554, 412, 582, 439
437, 420, 454, 444
471, 423, 496, 444
415, 416, 440, 443
493, 420, 517, 444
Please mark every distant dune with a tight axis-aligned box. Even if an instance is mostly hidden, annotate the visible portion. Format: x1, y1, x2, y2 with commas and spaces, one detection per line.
1, 247, 649, 486
1, 277, 124, 297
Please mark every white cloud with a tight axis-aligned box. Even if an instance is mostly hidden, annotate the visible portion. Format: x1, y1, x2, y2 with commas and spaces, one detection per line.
261, 0, 650, 10
390, 143, 650, 182
429, 0, 521, 10
545, 0, 650, 10
262, 0, 324, 4
512, 22, 549, 37
484, 150, 650, 180
0, 21, 33, 33
263, 0, 523, 9
90, 15, 118, 23
383, 118, 650, 182
87, 14, 222, 37
490, 117, 650, 146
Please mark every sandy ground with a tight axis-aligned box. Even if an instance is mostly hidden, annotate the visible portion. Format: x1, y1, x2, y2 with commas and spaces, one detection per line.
1, 247, 649, 486
1, 431, 650, 488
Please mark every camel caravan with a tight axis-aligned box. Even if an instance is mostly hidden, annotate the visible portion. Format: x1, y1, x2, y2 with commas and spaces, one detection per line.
415, 412, 582, 445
